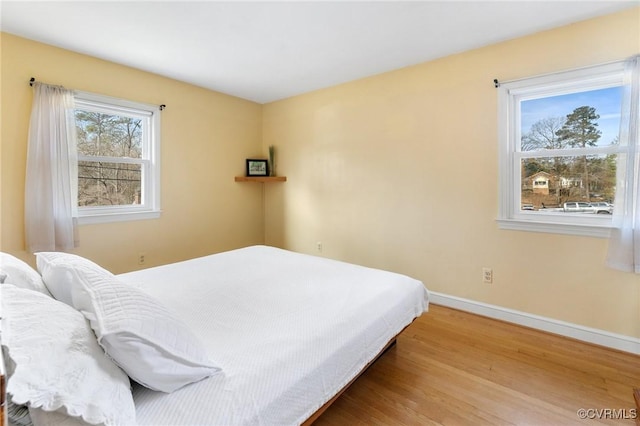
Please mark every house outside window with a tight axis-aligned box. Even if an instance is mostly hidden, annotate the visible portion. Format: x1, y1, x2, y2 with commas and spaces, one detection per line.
74, 92, 161, 224
497, 61, 625, 237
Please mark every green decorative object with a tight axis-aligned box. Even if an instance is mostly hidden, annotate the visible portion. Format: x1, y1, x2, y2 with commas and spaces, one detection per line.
268, 145, 276, 176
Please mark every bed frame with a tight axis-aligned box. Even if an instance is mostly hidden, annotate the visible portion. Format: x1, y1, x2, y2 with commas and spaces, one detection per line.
303, 319, 415, 424
0, 328, 407, 426
0, 339, 393, 426
1, 344, 5, 426
634, 388, 640, 426
302, 337, 397, 424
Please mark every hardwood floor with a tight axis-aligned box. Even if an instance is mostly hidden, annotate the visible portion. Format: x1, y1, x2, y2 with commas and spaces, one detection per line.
314, 304, 640, 425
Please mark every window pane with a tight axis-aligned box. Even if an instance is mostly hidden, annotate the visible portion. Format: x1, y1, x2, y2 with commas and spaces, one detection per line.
75, 110, 142, 158
520, 154, 616, 210
520, 87, 622, 151
78, 161, 141, 206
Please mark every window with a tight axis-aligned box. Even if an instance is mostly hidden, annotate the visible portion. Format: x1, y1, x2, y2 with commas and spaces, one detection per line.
74, 92, 161, 224
497, 61, 626, 237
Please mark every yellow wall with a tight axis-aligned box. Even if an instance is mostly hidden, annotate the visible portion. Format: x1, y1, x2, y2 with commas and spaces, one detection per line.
0, 33, 265, 273
2, 8, 639, 339
262, 8, 640, 337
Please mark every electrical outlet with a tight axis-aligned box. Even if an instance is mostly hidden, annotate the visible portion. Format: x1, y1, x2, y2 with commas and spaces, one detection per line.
316, 241, 323, 252
138, 253, 146, 265
482, 267, 493, 284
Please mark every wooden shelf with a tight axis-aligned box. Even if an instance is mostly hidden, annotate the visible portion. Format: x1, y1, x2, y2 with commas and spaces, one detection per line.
235, 176, 287, 183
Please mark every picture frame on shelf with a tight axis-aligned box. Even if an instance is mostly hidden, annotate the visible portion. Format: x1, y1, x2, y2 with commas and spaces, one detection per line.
246, 159, 269, 177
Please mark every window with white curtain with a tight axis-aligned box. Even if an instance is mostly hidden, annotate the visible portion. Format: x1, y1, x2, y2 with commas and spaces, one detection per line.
73, 92, 161, 224
497, 61, 626, 237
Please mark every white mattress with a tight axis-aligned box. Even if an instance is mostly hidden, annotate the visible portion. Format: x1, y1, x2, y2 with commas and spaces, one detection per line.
117, 245, 428, 425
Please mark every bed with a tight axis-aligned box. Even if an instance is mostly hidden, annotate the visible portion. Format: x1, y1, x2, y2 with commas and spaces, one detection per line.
1, 245, 428, 426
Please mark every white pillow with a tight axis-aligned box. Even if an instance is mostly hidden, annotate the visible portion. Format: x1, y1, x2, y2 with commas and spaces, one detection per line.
0, 252, 51, 296
36, 252, 221, 393
36, 251, 113, 306
1, 285, 136, 426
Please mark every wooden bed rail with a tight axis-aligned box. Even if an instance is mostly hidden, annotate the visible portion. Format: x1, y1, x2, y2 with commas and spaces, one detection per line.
302, 318, 417, 425
1, 341, 5, 426
633, 388, 639, 426
302, 338, 397, 425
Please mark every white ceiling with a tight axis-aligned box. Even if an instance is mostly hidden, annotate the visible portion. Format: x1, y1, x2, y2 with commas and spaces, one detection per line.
1, 1, 637, 104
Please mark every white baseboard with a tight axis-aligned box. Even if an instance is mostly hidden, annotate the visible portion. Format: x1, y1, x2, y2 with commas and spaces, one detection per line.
429, 291, 640, 355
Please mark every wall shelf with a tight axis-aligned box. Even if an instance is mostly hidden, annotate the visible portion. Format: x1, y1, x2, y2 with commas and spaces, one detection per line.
235, 176, 287, 183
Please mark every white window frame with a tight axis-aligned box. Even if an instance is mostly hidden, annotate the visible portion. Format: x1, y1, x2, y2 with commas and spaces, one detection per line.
74, 91, 161, 224
497, 61, 625, 238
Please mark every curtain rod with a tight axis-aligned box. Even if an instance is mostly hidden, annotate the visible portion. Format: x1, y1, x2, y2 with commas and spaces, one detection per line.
492, 56, 636, 89
28, 77, 166, 110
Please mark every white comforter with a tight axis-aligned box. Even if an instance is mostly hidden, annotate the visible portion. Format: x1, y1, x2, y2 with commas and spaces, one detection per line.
117, 245, 428, 425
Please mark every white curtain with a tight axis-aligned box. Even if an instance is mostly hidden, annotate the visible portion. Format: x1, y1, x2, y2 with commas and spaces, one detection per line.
606, 55, 640, 272
25, 82, 78, 253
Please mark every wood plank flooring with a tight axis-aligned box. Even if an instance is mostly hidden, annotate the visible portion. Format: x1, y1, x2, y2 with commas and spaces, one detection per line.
314, 304, 640, 425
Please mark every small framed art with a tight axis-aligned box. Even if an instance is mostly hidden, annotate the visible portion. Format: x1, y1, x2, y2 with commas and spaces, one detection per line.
246, 159, 269, 177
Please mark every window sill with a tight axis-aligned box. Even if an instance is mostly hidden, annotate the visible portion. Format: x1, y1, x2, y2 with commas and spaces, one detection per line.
78, 210, 161, 225
496, 218, 612, 238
